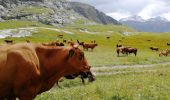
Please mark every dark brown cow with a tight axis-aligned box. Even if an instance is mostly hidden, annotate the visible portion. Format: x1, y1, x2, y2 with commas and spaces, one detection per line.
0, 43, 91, 99
26, 40, 30, 43
106, 37, 110, 39
63, 71, 95, 84
82, 43, 98, 51
150, 47, 159, 51
4, 40, 13, 44
57, 34, 63, 38
63, 39, 67, 43
116, 45, 137, 56
167, 43, 170, 46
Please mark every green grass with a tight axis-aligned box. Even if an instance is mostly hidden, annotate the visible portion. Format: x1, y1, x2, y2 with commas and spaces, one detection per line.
35, 65, 170, 100
0, 21, 170, 67
1, 20, 170, 99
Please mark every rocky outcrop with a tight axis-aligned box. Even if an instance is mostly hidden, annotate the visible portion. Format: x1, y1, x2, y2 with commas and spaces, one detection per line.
0, 0, 119, 25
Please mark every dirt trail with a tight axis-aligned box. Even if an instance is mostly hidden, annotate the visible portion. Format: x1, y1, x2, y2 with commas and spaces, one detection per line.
92, 62, 170, 76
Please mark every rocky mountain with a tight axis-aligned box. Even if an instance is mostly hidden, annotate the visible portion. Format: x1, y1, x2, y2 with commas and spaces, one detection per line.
120, 15, 170, 33
0, 0, 119, 26
70, 2, 119, 25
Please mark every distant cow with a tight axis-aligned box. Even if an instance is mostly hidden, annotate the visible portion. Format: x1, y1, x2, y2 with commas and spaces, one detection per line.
0, 43, 91, 99
26, 40, 30, 43
150, 47, 159, 51
159, 50, 168, 57
4, 40, 13, 44
63, 39, 67, 43
64, 71, 95, 84
57, 34, 63, 38
106, 36, 110, 39
116, 45, 137, 56
167, 43, 170, 46
82, 43, 98, 51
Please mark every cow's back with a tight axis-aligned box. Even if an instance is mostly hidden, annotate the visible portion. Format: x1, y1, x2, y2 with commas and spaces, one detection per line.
0, 43, 40, 97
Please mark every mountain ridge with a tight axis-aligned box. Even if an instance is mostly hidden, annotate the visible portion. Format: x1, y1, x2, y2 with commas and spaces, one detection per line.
120, 15, 170, 33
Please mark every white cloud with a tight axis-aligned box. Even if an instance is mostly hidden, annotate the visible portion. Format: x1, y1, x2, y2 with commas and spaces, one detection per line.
138, 0, 170, 19
69, 0, 170, 20
107, 12, 131, 20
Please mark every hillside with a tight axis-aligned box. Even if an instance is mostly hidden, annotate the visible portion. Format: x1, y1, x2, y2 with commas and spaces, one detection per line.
70, 2, 120, 25
0, 0, 119, 25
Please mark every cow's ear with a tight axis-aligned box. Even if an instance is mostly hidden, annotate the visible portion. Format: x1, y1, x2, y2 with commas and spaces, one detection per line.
69, 49, 75, 57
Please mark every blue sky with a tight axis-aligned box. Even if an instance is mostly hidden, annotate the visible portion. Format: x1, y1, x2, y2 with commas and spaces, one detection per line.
69, 0, 170, 20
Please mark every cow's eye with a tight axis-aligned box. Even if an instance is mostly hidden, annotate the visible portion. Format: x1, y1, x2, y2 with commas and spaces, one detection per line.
79, 53, 84, 60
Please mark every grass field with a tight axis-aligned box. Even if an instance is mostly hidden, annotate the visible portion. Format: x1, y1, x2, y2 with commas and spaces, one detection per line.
0, 20, 170, 67
1, 20, 170, 99
35, 64, 170, 100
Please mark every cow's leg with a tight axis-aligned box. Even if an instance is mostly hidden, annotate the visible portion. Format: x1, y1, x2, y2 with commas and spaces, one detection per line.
80, 76, 85, 84
7, 97, 16, 100
117, 50, 119, 57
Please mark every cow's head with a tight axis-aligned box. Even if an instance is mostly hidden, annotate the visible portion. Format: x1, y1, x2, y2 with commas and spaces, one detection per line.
80, 71, 96, 82
67, 45, 91, 73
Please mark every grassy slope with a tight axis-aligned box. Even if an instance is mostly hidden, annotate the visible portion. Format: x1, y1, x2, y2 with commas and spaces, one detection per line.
0, 21, 170, 67
1, 20, 170, 99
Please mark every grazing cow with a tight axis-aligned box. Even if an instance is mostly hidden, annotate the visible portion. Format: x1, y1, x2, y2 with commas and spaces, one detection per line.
0, 43, 91, 99
57, 34, 63, 38
124, 47, 137, 56
150, 47, 159, 51
116, 45, 137, 56
147, 40, 151, 41
167, 43, 170, 46
26, 40, 30, 43
82, 43, 98, 51
4, 40, 13, 44
159, 50, 168, 57
106, 36, 110, 39
63, 39, 67, 43
63, 71, 95, 84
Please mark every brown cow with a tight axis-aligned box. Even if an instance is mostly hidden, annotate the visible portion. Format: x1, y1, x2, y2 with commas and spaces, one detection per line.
106, 37, 110, 39
116, 45, 137, 56
167, 43, 170, 46
4, 40, 13, 44
150, 47, 159, 51
159, 50, 168, 57
57, 34, 63, 38
0, 43, 91, 99
82, 43, 98, 51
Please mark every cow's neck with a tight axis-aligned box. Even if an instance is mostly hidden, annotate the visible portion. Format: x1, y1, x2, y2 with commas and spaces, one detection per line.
36, 46, 74, 92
